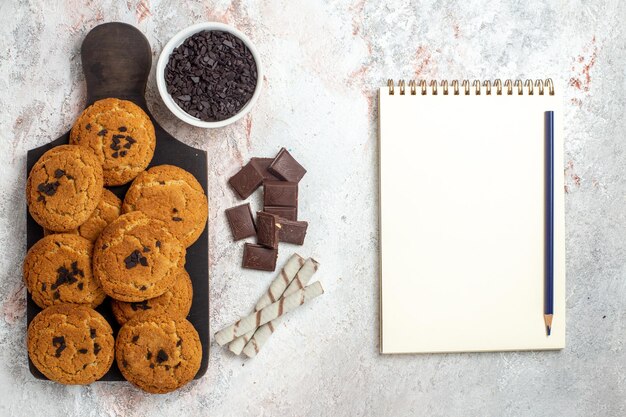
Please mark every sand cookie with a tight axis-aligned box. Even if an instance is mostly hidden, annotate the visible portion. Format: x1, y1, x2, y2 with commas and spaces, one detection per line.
116, 313, 202, 394
93, 212, 186, 302
111, 268, 193, 325
23, 234, 105, 309
123, 165, 208, 247
27, 304, 114, 384
26, 144, 103, 232
69, 98, 156, 186
77, 188, 122, 241
44, 188, 122, 242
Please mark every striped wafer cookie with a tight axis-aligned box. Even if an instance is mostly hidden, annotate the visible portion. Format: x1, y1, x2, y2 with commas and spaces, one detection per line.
256, 254, 305, 310
242, 258, 319, 357
229, 257, 319, 354
228, 254, 305, 354
214, 282, 324, 346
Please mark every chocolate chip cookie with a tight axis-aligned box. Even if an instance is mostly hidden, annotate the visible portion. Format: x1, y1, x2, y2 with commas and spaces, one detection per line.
93, 212, 186, 302
69, 98, 156, 186
116, 312, 202, 393
26, 145, 103, 232
23, 234, 105, 309
123, 165, 208, 247
27, 304, 114, 384
111, 268, 193, 325
77, 188, 122, 241
44, 188, 122, 242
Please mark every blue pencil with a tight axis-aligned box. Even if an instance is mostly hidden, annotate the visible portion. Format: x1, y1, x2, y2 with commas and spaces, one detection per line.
544, 111, 554, 336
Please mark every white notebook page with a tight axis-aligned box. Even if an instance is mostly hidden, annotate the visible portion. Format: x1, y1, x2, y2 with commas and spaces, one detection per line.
379, 86, 565, 353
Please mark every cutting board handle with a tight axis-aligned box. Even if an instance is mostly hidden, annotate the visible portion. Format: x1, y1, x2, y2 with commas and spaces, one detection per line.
81, 22, 152, 104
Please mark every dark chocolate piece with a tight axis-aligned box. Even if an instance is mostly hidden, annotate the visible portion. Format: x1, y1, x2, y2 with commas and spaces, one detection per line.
250, 157, 279, 181
277, 218, 308, 245
131, 300, 151, 311
229, 162, 264, 199
256, 212, 280, 249
37, 181, 60, 196
51, 264, 80, 290
52, 336, 66, 357
124, 249, 148, 269
263, 181, 298, 207
263, 206, 297, 221
242, 243, 278, 271
225, 203, 256, 241
156, 349, 168, 363
268, 148, 307, 183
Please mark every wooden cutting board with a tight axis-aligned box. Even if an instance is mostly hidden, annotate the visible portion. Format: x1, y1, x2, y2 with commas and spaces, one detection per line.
26, 22, 209, 381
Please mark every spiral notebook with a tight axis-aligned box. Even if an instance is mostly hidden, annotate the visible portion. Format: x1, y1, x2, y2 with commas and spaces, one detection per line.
379, 79, 566, 354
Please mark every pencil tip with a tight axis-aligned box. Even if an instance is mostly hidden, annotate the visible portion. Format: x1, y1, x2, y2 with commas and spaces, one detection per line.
544, 314, 553, 336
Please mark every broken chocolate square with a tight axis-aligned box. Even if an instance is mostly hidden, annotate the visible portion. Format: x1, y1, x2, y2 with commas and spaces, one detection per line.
277, 218, 308, 245
268, 148, 307, 183
229, 162, 264, 199
256, 212, 280, 249
250, 157, 279, 181
263, 206, 297, 221
225, 203, 256, 241
263, 181, 298, 207
242, 243, 278, 271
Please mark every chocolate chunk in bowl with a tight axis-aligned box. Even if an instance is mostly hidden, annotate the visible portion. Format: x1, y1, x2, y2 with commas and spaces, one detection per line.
157, 22, 263, 128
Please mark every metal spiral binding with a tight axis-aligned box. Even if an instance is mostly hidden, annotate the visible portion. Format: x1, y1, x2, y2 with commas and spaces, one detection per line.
387, 79, 555, 96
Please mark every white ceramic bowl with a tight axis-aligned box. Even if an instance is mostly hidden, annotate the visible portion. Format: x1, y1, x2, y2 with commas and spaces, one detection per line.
156, 22, 263, 128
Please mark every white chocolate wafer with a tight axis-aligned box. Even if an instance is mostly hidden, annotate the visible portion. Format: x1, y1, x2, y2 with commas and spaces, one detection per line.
242, 321, 274, 358
227, 254, 305, 354
241, 259, 320, 357
229, 257, 319, 354
256, 253, 305, 310
214, 282, 324, 346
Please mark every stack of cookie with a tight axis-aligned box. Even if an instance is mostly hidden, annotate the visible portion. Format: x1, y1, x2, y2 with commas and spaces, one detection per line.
24, 98, 207, 393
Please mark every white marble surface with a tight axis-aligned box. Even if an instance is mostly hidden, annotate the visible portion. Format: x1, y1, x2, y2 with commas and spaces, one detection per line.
1, 0, 625, 416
